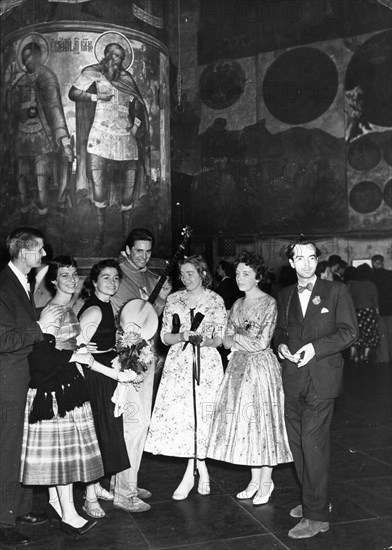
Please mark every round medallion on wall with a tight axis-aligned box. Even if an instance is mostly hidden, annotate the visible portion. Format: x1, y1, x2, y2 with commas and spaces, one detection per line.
383, 179, 392, 208
349, 181, 382, 213
262, 47, 338, 125
200, 59, 246, 110
348, 136, 381, 171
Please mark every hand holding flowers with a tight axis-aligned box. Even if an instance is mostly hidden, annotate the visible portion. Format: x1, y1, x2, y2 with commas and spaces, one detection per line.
112, 326, 154, 386
111, 327, 154, 417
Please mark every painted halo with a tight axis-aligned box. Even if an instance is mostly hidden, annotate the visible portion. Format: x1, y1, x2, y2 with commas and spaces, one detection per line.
94, 31, 134, 70
16, 33, 49, 71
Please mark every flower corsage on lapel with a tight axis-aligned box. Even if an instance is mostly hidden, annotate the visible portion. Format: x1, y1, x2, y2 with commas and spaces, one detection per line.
312, 295, 321, 306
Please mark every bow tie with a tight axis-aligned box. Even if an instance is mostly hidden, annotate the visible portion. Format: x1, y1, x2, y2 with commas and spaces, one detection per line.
298, 282, 313, 293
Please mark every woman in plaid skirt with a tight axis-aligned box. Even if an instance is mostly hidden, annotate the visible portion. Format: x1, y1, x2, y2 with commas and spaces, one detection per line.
19, 257, 132, 538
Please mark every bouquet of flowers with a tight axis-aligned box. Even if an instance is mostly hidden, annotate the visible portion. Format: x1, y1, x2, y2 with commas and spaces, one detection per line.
111, 325, 154, 417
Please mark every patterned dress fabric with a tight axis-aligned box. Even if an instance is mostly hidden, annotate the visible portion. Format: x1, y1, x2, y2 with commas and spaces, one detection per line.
207, 294, 293, 466
356, 308, 380, 348
20, 306, 104, 485
145, 289, 227, 458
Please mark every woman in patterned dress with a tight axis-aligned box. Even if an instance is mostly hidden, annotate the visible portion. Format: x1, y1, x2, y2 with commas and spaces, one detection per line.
145, 255, 227, 500
346, 263, 380, 363
207, 252, 292, 505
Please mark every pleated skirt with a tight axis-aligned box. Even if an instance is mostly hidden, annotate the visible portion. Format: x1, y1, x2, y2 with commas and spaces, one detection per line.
20, 389, 104, 485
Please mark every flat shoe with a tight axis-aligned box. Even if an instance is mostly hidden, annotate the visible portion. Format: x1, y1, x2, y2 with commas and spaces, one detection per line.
0, 527, 30, 547
253, 482, 274, 506
113, 496, 151, 513
137, 487, 152, 499
82, 499, 105, 519
95, 485, 114, 501
236, 483, 260, 499
16, 512, 48, 525
288, 518, 329, 539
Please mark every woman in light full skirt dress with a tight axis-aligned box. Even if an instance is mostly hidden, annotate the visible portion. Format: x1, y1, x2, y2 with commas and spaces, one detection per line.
207, 251, 293, 505
145, 255, 227, 500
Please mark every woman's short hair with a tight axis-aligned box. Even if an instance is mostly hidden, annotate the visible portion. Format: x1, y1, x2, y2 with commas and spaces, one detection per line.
235, 251, 265, 281
178, 254, 213, 288
46, 256, 78, 295
81, 259, 122, 300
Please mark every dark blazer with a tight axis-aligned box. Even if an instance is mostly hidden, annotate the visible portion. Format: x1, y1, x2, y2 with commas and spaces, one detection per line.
274, 279, 358, 399
0, 265, 43, 378
0, 265, 43, 526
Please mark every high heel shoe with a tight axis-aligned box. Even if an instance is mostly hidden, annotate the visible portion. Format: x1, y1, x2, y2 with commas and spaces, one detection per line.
236, 483, 260, 500
252, 482, 274, 506
172, 477, 195, 501
60, 519, 97, 539
46, 503, 62, 523
198, 478, 210, 496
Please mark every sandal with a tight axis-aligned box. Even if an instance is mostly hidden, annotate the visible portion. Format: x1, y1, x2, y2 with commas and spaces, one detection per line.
82, 499, 105, 519
95, 484, 114, 501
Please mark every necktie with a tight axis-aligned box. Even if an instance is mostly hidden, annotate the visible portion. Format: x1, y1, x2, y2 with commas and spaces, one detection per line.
298, 282, 313, 293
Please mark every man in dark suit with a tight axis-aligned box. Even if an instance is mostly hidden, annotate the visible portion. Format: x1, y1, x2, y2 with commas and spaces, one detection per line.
0, 227, 62, 547
274, 236, 358, 539
215, 260, 243, 311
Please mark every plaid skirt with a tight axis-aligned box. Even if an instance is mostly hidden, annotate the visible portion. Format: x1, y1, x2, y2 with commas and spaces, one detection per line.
20, 389, 104, 485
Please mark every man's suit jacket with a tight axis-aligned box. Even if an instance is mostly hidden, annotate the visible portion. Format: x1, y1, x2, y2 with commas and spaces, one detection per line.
0, 265, 43, 401
274, 279, 358, 399
0, 265, 44, 525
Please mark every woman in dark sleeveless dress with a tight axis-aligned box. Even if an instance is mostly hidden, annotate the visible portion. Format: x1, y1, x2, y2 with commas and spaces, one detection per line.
78, 259, 130, 518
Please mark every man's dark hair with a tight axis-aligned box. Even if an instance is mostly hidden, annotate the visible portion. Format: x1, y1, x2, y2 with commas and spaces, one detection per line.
285, 235, 321, 261
6, 227, 44, 260
328, 254, 341, 268
372, 254, 384, 264
124, 228, 155, 250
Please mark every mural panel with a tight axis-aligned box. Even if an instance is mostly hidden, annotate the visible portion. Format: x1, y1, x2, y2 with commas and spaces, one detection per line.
193, 39, 347, 235
1, 25, 170, 257
190, 31, 392, 236
344, 30, 392, 232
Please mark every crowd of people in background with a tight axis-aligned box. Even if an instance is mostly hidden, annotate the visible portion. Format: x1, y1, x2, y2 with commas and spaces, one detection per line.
1, 226, 390, 546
